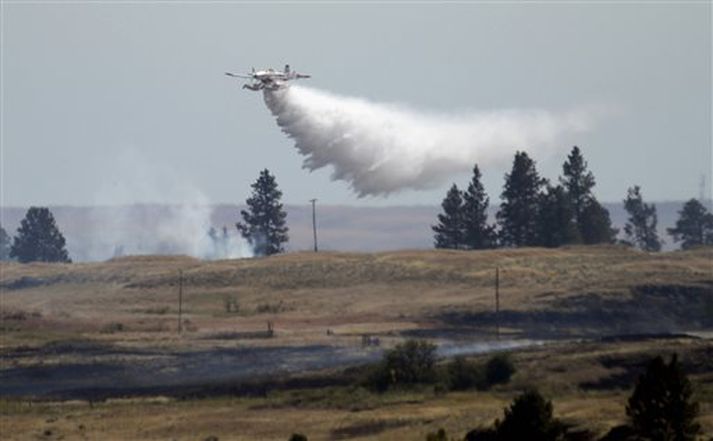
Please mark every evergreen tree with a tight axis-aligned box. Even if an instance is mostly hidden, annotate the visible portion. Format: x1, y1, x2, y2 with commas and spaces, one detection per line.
560, 146, 595, 228
10, 207, 71, 263
433, 184, 465, 249
497, 151, 545, 247
667, 198, 713, 250
236, 169, 289, 256
536, 184, 580, 248
623, 186, 662, 252
0, 224, 12, 261
462, 165, 497, 249
626, 354, 701, 441
579, 198, 618, 245
495, 389, 567, 441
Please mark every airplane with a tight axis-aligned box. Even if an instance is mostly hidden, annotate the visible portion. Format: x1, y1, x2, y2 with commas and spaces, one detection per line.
225, 64, 311, 91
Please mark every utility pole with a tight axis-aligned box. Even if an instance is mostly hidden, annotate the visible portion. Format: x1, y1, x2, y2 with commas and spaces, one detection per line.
177, 270, 183, 334
310, 198, 318, 252
495, 266, 500, 340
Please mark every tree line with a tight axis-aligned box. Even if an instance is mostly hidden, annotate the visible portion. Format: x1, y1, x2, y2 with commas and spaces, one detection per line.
2, 152, 712, 263
432, 146, 713, 252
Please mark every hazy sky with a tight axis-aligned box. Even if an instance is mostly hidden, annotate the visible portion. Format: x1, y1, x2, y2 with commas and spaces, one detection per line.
2, 2, 711, 207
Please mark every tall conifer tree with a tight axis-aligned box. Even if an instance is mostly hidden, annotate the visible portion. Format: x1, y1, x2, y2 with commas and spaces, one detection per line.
623, 185, 662, 252
433, 184, 465, 249
497, 152, 545, 247
10, 207, 71, 263
237, 169, 289, 256
667, 198, 713, 250
462, 165, 496, 249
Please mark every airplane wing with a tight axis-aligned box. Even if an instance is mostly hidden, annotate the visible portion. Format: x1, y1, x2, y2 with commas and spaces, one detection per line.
225, 72, 252, 79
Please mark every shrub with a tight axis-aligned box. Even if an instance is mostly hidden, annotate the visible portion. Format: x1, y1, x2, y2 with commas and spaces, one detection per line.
495, 389, 567, 441
485, 354, 515, 387
288, 434, 307, 441
425, 428, 448, 441
365, 339, 438, 391
446, 356, 483, 391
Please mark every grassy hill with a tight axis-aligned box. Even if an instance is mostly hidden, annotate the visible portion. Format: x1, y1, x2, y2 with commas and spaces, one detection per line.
2, 245, 711, 348
1, 246, 712, 439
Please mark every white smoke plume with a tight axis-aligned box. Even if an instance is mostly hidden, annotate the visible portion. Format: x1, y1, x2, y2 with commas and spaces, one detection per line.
85, 149, 252, 261
264, 86, 598, 197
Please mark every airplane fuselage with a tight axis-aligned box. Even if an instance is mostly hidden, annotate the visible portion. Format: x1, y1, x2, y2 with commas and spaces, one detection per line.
227, 65, 311, 92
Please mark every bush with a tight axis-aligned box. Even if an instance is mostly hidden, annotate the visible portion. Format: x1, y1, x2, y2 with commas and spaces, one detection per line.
288, 434, 307, 441
495, 389, 567, 441
425, 428, 448, 441
365, 339, 438, 391
446, 356, 483, 391
485, 354, 515, 387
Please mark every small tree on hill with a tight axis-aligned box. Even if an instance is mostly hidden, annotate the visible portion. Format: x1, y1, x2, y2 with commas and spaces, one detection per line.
497, 151, 546, 247
667, 198, 713, 250
463, 165, 497, 249
433, 184, 465, 249
623, 186, 662, 252
626, 354, 701, 441
0, 225, 12, 261
10, 207, 71, 263
237, 169, 289, 256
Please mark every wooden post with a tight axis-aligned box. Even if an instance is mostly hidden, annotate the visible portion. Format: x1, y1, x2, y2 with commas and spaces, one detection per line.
495, 266, 500, 340
178, 270, 183, 333
310, 198, 318, 252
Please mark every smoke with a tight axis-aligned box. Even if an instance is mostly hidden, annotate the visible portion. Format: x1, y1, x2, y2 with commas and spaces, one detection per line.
85, 149, 252, 261
264, 86, 598, 197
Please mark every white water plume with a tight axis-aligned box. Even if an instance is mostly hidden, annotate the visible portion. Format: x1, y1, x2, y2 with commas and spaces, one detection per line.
264, 86, 598, 197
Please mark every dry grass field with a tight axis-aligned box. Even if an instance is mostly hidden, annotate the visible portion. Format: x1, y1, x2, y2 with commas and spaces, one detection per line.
0, 338, 711, 440
1, 245, 712, 439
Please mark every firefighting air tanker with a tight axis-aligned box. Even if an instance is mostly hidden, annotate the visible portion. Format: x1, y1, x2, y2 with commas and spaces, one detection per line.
225, 64, 311, 91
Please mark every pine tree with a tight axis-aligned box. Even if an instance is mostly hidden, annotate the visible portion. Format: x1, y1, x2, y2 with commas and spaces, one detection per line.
433, 184, 465, 249
579, 199, 617, 244
462, 165, 496, 249
626, 354, 701, 441
536, 185, 580, 248
497, 151, 545, 247
10, 207, 71, 263
560, 146, 595, 228
236, 169, 289, 256
0, 225, 12, 261
623, 186, 662, 252
667, 198, 713, 250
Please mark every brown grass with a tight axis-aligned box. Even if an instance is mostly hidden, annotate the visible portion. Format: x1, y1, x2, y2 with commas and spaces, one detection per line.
1, 246, 712, 439
2, 246, 711, 351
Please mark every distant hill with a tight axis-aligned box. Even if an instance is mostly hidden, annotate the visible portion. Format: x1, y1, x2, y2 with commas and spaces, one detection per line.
0, 201, 704, 261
